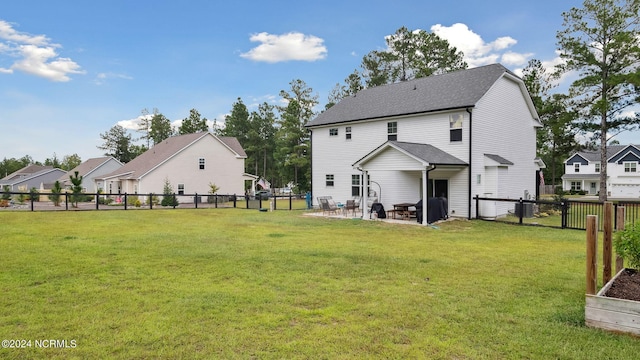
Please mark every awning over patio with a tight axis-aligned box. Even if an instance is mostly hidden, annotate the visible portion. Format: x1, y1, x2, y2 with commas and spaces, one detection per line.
352, 141, 468, 170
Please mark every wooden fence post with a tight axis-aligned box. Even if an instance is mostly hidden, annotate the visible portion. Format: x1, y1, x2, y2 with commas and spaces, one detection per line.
603, 202, 613, 284
616, 206, 625, 273
586, 215, 598, 295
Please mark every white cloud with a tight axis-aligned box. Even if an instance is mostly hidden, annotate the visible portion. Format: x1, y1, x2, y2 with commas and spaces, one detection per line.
0, 20, 84, 81
117, 114, 152, 131
94, 72, 133, 85
431, 23, 529, 68
240, 32, 327, 63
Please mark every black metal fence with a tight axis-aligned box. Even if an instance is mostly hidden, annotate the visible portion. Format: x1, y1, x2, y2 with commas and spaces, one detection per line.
474, 195, 640, 231
0, 191, 310, 212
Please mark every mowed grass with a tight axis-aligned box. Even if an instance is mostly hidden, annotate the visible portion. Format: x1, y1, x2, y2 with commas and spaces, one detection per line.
0, 209, 638, 359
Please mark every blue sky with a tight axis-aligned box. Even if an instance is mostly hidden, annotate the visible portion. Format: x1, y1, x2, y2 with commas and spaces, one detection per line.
1, 0, 636, 162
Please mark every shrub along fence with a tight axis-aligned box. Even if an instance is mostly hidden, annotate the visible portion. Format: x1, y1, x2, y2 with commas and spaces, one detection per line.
474, 195, 640, 231
0, 191, 309, 212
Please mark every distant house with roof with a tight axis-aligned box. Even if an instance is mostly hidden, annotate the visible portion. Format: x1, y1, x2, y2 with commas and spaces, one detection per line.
96, 132, 252, 198
562, 144, 640, 198
58, 157, 123, 192
305, 63, 544, 223
0, 165, 67, 191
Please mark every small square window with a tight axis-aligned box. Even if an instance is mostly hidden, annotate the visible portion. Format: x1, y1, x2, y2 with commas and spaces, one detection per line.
199, 158, 205, 170
329, 128, 338, 136
624, 162, 637, 173
326, 174, 334, 187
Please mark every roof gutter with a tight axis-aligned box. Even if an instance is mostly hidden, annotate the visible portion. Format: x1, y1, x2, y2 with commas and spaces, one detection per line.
466, 107, 473, 220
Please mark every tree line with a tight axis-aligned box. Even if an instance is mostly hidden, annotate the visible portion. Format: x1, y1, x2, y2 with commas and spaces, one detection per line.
4, 0, 639, 200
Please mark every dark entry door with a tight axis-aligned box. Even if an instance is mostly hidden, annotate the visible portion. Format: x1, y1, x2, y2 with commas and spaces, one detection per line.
427, 179, 448, 199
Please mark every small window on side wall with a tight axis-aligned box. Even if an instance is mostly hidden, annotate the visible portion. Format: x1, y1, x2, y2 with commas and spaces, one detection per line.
329, 128, 338, 136
387, 122, 397, 141
199, 158, 205, 170
450, 114, 463, 142
178, 184, 185, 195
326, 174, 334, 187
346, 127, 352, 140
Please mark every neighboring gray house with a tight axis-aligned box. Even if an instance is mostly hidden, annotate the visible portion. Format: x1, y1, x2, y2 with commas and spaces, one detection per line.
97, 132, 252, 198
305, 63, 543, 224
58, 156, 123, 192
562, 144, 640, 198
0, 165, 67, 191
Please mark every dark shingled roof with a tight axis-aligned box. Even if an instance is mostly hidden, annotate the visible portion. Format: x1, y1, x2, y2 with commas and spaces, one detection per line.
485, 154, 514, 165
572, 145, 639, 162
353, 141, 467, 167
307, 63, 515, 128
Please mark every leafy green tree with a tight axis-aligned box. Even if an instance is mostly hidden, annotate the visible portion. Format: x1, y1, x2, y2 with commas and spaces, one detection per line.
274, 80, 318, 191
1, 185, 11, 201
61, 153, 82, 171
522, 59, 581, 187
327, 70, 364, 108
137, 108, 152, 148
44, 153, 62, 168
247, 103, 277, 179
149, 109, 174, 145
98, 125, 136, 163
48, 180, 62, 206
178, 108, 209, 135
556, 0, 640, 201
69, 171, 83, 207
0, 156, 34, 178
220, 98, 251, 150
360, 26, 467, 87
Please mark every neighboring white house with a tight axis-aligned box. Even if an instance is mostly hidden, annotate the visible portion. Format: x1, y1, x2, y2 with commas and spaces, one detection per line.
58, 156, 123, 192
96, 132, 252, 199
562, 144, 640, 198
0, 165, 67, 191
305, 63, 543, 223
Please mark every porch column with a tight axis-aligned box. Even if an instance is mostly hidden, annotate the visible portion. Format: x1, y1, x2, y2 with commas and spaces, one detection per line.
422, 168, 428, 225
361, 169, 368, 220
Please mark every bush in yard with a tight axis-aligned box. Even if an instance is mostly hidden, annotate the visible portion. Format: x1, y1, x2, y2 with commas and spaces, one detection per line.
614, 223, 640, 270
160, 178, 179, 207
48, 181, 63, 206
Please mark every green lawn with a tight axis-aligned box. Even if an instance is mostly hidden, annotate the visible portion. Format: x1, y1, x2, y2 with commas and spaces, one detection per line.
0, 209, 638, 359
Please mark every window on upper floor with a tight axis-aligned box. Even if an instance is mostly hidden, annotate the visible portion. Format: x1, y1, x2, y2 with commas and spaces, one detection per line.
387, 122, 397, 141
624, 162, 637, 173
346, 127, 352, 140
450, 114, 463, 142
329, 128, 338, 136
199, 158, 205, 170
574, 163, 580, 173
595, 162, 600, 173
326, 174, 334, 187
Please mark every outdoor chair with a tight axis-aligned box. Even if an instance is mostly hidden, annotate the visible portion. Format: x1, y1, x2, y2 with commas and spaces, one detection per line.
345, 199, 358, 216
317, 196, 339, 215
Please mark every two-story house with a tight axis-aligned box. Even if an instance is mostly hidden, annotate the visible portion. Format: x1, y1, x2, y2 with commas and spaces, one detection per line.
305, 63, 543, 223
562, 144, 640, 198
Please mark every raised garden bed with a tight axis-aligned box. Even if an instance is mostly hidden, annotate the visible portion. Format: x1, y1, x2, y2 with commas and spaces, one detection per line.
585, 268, 640, 336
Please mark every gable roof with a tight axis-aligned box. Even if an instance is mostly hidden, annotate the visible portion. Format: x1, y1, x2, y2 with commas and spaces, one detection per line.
99, 132, 246, 180
353, 141, 467, 168
58, 157, 122, 183
567, 144, 640, 163
307, 63, 534, 128
1, 165, 53, 182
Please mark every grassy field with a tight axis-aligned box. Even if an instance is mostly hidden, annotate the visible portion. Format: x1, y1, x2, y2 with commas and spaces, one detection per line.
0, 209, 639, 359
